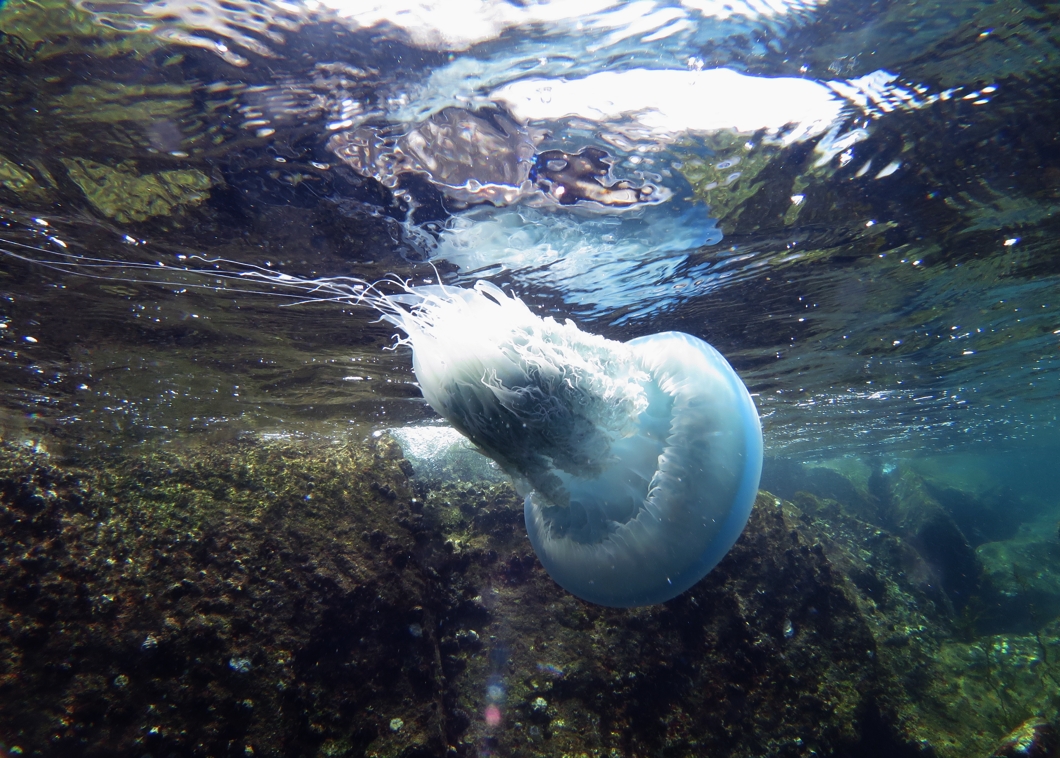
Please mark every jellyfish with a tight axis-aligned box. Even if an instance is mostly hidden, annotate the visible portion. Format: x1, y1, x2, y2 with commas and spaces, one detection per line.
373, 279, 763, 607
0, 237, 762, 607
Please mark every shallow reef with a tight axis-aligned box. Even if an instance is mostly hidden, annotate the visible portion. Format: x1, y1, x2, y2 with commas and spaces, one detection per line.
0, 437, 1057, 757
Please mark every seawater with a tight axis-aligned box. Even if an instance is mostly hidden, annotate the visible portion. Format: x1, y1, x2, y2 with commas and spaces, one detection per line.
0, 0, 1058, 756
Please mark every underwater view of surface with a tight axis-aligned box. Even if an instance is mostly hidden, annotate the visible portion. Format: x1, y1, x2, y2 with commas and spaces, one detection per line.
0, 0, 1059, 756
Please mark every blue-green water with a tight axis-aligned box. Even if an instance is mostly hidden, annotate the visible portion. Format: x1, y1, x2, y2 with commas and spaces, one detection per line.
0, 1, 1059, 756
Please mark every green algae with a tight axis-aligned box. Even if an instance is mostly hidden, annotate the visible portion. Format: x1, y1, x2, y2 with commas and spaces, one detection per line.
55, 81, 196, 127
674, 133, 773, 229
62, 157, 211, 223
924, 628, 1060, 756
0, 0, 162, 60
0, 153, 49, 202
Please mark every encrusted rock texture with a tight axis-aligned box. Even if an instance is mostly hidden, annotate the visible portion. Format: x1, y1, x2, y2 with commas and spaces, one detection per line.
0, 438, 1056, 758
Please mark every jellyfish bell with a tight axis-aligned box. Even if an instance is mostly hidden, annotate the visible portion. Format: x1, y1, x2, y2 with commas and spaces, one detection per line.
377, 279, 763, 607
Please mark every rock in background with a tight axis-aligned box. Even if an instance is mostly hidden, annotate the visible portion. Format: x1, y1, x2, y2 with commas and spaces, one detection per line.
764, 454, 1060, 757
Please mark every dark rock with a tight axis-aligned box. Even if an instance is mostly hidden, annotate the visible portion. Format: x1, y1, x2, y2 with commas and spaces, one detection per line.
884, 470, 983, 614
976, 523, 1060, 634
922, 482, 1028, 548
761, 457, 882, 522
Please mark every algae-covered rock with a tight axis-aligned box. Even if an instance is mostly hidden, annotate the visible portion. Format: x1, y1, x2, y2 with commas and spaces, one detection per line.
977, 522, 1060, 633
0, 153, 50, 202
0, 437, 927, 758
0, 435, 450, 757
911, 454, 1040, 548
885, 468, 983, 613
0, 0, 163, 60
761, 455, 883, 523
764, 471, 1060, 758
0, 435, 1052, 758
62, 157, 211, 223
675, 133, 774, 229
924, 629, 1060, 758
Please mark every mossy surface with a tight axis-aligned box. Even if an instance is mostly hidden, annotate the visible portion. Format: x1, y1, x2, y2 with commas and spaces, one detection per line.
923, 627, 1060, 757
0, 435, 449, 757
0, 0, 162, 60
4, 434, 1048, 758
61, 158, 211, 223
0, 153, 48, 201
674, 133, 774, 230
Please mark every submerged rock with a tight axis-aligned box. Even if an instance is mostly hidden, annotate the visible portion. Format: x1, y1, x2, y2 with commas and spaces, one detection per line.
61, 158, 212, 223
764, 458, 985, 616
0, 436, 448, 757
0, 153, 50, 203
758, 460, 1060, 757
977, 523, 1060, 634
886, 469, 983, 614
0, 437, 1052, 757
989, 718, 1060, 758
927, 630, 1060, 758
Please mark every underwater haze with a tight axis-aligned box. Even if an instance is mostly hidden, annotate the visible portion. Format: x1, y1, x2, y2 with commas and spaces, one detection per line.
0, 0, 1059, 756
